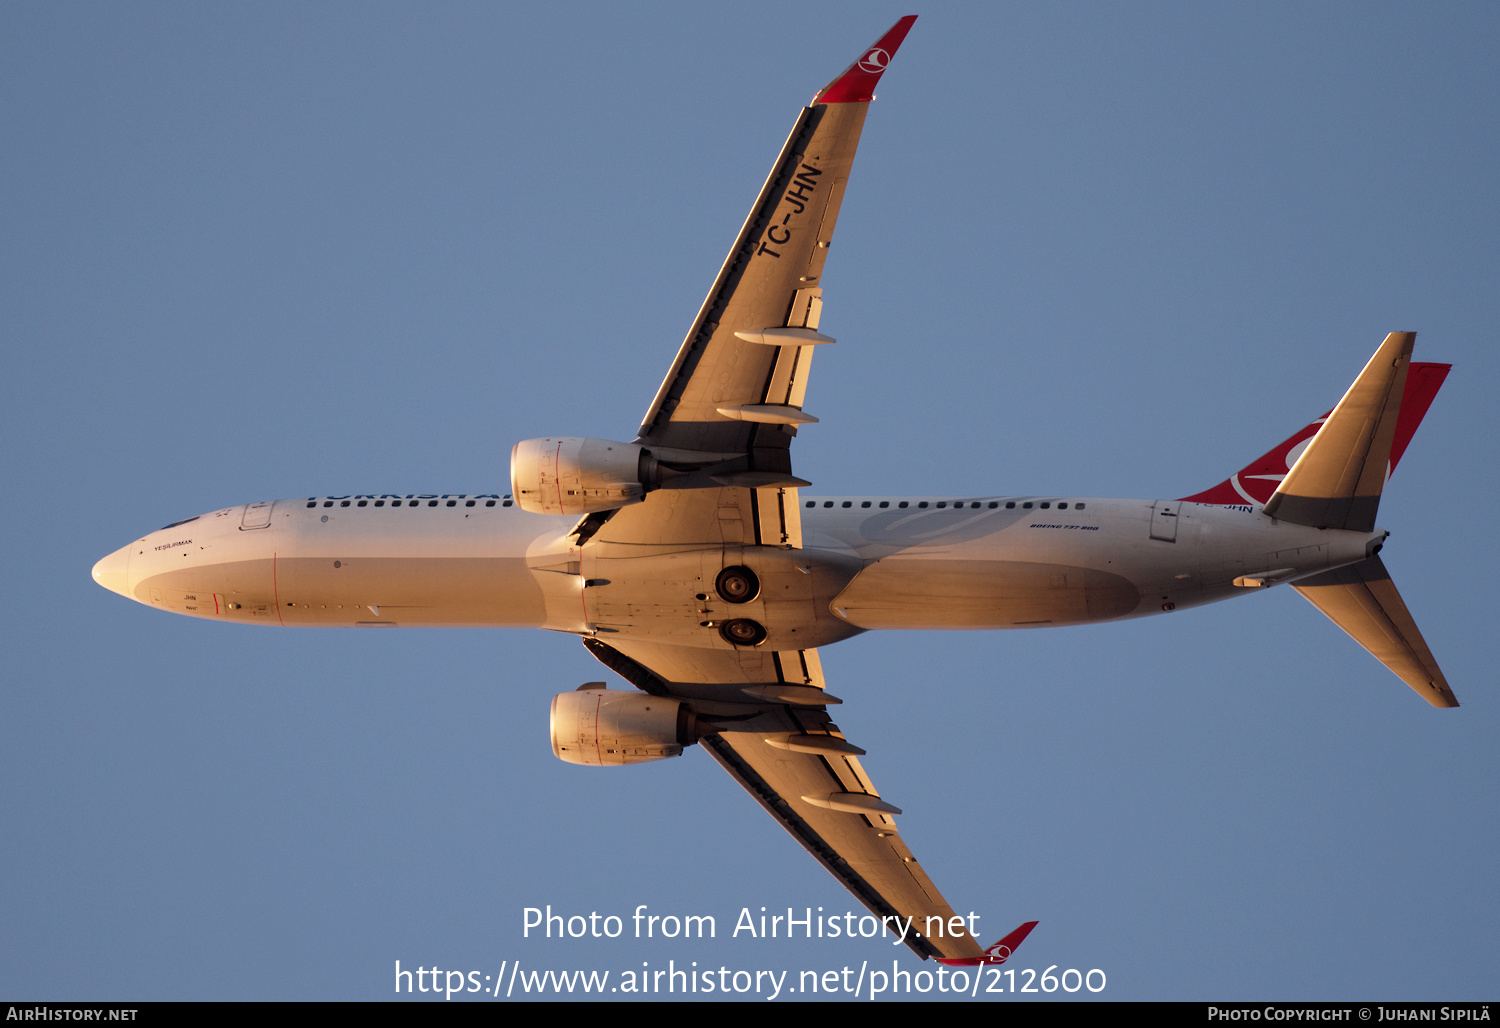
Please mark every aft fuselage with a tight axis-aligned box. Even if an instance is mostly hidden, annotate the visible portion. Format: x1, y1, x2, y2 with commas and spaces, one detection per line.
92, 492, 1382, 648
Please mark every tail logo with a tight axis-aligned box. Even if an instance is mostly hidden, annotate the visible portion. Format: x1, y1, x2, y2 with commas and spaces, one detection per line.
1228, 420, 1324, 503
857, 48, 890, 73
1180, 360, 1449, 508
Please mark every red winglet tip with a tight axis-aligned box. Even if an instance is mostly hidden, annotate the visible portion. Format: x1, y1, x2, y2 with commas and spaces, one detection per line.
935, 920, 1039, 966
811, 15, 918, 105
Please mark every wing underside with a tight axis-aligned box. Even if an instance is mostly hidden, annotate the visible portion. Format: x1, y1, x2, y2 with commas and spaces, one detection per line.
575, 16, 999, 966
636, 18, 917, 478
584, 637, 987, 962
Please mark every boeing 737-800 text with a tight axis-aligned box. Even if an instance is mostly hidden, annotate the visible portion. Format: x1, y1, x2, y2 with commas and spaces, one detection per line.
90, 17, 1454, 964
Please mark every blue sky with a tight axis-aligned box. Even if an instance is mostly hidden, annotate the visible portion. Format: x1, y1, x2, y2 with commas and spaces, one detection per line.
4, 2, 1497, 1001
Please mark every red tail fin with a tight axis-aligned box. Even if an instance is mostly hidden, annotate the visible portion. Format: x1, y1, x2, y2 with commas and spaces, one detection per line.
1181, 362, 1450, 506
1387, 362, 1450, 470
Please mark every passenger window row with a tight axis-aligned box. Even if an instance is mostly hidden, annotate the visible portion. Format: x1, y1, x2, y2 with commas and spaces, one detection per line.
804, 499, 1084, 511
306, 497, 514, 509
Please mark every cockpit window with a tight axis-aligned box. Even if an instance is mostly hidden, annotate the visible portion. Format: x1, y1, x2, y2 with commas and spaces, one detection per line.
159, 516, 200, 530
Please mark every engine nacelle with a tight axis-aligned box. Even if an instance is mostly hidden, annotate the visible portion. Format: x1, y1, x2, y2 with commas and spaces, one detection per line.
510, 437, 655, 516
550, 685, 697, 767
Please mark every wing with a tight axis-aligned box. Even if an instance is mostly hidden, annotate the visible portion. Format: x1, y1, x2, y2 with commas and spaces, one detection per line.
573, 17, 1030, 967
635, 15, 917, 478
586, 18, 916, 554
585, 636, 990, 963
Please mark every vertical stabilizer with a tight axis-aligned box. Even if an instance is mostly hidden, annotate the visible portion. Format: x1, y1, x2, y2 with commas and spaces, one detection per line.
1181, 361, 1448, 507
1292, 556, 1457, 708
1261, 332, 1414, 531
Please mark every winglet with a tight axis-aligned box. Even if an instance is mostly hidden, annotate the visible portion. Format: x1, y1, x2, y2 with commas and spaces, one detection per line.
811, 16, 918, 105
935, 920, 1039, 966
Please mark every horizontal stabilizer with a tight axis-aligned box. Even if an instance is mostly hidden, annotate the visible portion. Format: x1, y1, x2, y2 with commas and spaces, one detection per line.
1292, 556, 1457, 708
1262, 332, 1414, 531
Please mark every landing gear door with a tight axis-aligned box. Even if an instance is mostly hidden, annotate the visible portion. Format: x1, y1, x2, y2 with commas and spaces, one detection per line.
240, 501, 274, 531
1150, 501, 1179, 543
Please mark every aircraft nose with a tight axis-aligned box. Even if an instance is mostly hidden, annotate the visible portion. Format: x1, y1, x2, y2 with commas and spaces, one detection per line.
91, 544, 132, 598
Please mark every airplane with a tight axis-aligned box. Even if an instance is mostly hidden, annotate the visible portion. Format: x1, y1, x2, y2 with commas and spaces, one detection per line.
88, 16, 1455, 965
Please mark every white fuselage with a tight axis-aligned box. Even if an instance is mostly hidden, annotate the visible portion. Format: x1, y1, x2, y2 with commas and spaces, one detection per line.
92, 492, 1381, 648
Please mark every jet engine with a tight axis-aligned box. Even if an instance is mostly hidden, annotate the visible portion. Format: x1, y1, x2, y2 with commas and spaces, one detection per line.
549, 684, 697, 766
510, 437, 661, 516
